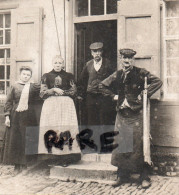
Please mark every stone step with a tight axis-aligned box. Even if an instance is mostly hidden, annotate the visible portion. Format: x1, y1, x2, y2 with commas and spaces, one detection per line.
81, 153, 112, 163
50, 160, 117, 184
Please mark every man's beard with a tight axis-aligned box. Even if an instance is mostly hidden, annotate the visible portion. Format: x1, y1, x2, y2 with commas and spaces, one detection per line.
94, 56, 101, 62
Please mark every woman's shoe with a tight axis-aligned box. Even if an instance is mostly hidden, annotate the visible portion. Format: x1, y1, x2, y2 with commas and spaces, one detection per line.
13, 164, 22, 176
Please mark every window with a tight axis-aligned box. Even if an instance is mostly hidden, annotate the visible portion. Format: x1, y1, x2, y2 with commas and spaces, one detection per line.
0, 13, 11, 97
73, 0, 118, 80
75, 0, 117, 17
163, 1, 179, 100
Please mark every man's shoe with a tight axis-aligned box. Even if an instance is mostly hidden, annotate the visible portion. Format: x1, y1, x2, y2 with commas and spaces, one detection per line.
141, 179, 151, 189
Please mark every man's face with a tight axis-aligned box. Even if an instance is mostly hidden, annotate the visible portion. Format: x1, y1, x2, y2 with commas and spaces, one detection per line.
53, 59, 64, 72
121, 55, 134, 71
91, 49, 103, 62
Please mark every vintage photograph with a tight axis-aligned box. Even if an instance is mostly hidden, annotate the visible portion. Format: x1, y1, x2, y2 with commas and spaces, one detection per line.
0, 0, 178, 194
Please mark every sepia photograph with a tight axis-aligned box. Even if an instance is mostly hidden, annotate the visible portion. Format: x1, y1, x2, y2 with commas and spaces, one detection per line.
0, 0, 178, 194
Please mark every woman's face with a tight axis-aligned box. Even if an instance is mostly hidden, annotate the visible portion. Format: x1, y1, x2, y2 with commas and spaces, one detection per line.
53, 59, 64, 72
20, 70, 32, 83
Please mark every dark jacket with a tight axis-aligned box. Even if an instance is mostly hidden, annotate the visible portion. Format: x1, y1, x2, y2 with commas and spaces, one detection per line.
100, 66, 163, 111
78, 58, 114, 98
40, 69, 77, 99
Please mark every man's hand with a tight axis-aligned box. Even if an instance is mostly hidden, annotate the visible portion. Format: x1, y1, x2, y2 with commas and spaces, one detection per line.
5, 116, 10, 127
77, 96, 83, 101
54, 88, 64, 95
113, 95, 118, 101
137, 94, 142, 101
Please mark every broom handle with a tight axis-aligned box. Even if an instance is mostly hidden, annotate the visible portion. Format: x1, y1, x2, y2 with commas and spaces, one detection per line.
143, 77, 152, 165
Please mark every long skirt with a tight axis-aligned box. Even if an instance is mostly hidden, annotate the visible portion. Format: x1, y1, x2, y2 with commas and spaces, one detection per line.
38, 96, 81, 157
111, 108, 144, 172
1, 105, 38, 165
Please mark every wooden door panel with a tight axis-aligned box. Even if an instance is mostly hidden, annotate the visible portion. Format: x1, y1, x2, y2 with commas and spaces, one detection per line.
118, 0, 160, 98
11, 7, 43, 83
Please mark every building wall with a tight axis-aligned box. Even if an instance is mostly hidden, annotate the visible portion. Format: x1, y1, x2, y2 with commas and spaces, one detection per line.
0, 0, 71, 75
151, 101, 179, 148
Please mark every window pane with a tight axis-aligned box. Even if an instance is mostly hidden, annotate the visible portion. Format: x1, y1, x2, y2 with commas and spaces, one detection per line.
0, 66, 4, 79
91, 0, 104, 15
7, 48, 10, 58
166, 2, 179, 17
0, 49, 5, 64
76, 0, 88, 17
0, 30, 3, 45
7, 65, 10, 79
6, 49, 10, 64
5, 29, 10, 44
0, 81, 5, 94
0, 49, 4, 58
166, 18, 179, 36
6, 81, 10, 88
0, 15, 3, 28
107, 0, 117, 14
5, 14, 11, 28
166, 40, 179, 58
167, 78, 179, 94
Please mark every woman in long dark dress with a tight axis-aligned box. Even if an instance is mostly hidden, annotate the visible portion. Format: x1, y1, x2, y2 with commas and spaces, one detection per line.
2, 66, 40, 172
38, 55, 81, 164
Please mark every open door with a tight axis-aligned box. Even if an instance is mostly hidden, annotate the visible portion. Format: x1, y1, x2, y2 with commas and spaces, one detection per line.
11, 7, 43, 83
118, 0, 160, 98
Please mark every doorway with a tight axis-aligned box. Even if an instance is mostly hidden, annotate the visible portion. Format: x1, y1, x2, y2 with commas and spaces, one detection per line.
75, 20, 117, 80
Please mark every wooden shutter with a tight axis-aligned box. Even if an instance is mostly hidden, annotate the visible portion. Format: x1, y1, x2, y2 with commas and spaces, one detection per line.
11, 7, 43, 83
118, 0, 161, 98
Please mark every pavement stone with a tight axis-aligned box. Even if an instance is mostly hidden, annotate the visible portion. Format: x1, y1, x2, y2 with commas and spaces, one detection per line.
0, 165, 178, 195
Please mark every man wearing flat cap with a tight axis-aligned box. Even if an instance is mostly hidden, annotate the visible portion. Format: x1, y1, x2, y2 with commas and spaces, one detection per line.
99, 48, 162, 188
78, 42, 114, 127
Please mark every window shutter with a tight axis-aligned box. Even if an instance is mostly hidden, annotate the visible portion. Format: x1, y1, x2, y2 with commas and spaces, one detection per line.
11, 7, 43, 83
118, 0, 161, 99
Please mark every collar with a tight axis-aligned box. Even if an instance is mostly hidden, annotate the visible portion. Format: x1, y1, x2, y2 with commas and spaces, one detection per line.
94, 58, 102, 66
16, 80, 31, 85
51, 69, 65, 75
122, 65, 133, 75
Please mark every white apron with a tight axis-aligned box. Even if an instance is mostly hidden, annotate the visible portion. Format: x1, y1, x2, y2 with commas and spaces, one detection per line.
38, 96, 81, 155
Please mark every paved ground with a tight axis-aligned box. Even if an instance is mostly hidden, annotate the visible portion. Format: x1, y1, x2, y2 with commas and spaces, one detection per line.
0, 164, 178, 195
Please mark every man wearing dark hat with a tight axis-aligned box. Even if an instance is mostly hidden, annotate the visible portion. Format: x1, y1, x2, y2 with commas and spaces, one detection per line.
99, 48, 162, 188
78, 42, 114, 127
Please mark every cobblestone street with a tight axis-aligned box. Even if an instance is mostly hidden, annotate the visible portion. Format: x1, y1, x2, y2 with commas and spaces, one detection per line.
0, 165, 178, 195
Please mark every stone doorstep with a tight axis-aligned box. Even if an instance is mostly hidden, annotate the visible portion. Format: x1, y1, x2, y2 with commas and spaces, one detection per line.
50, 161, 118, 184
81, 153, 112, 163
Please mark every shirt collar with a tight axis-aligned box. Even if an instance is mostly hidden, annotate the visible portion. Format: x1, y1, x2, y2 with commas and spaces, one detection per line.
94, 58, 102, 66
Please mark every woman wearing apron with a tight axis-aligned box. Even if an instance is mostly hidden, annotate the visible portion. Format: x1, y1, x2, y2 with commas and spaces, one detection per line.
38, 55, 81, 165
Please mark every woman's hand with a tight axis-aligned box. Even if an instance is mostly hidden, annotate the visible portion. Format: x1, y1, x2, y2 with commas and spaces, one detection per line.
54, 88, 64, 96
5, 116, 10, 127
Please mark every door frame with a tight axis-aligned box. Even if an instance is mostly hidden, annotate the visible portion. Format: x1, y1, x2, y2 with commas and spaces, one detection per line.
69, 0, 118, 79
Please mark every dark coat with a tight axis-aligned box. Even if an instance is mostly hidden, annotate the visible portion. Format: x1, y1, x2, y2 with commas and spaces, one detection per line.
100, 66, 163, 170
100, 66, 163, 111
2, 83, 40, 165
40, 69, 77, 99
78, 58, 115, 125
78, 58, 114, 99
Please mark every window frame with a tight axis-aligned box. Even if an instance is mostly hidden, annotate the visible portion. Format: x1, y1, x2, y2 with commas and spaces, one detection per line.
162, 0, 179, 100
73, 0, 118, 23
71, 0, 118, 79
0, 10, 11, 100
